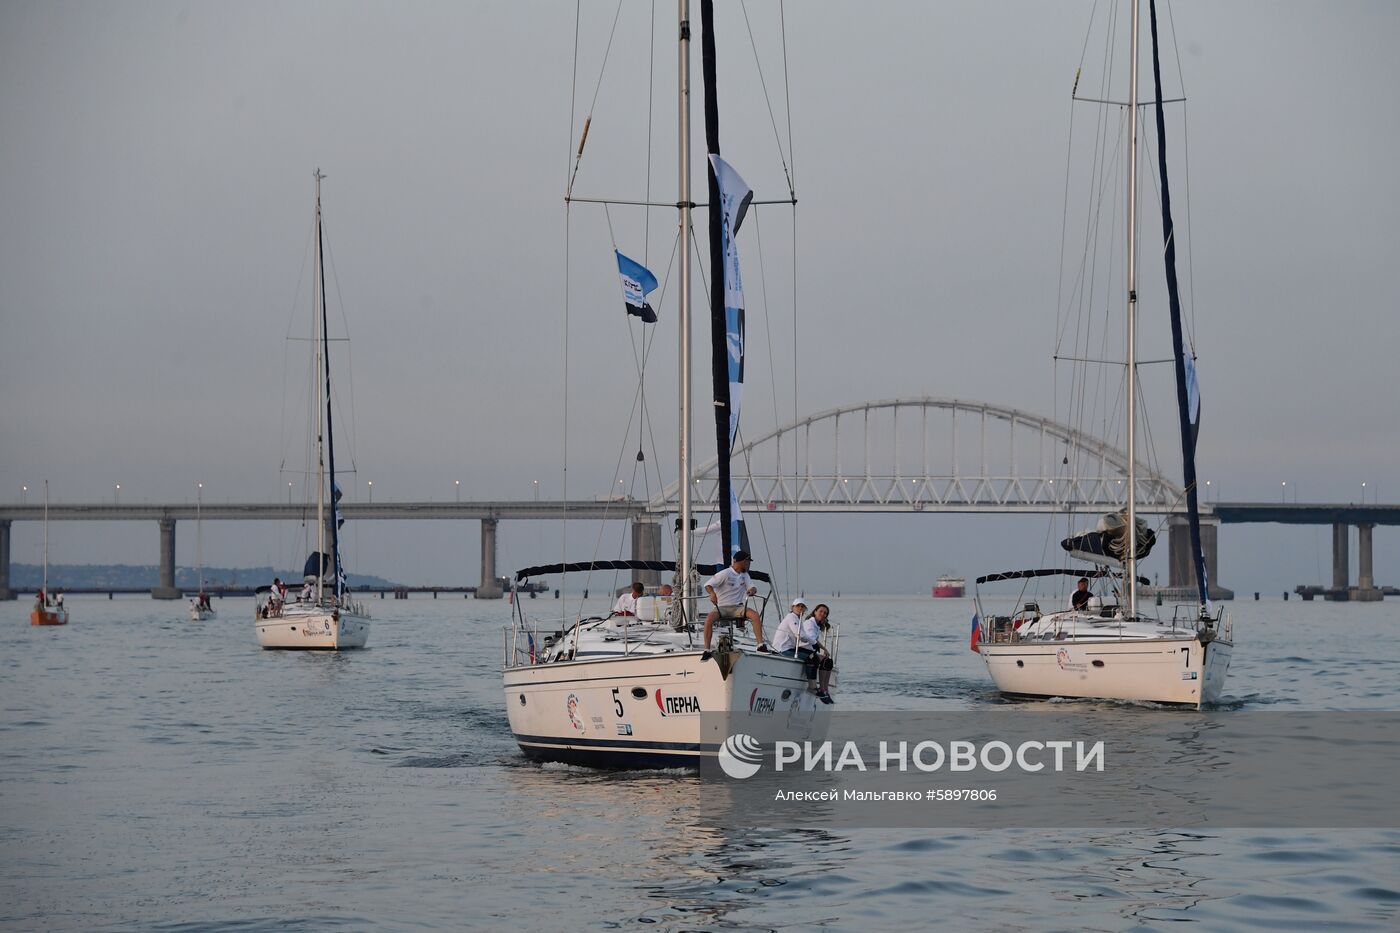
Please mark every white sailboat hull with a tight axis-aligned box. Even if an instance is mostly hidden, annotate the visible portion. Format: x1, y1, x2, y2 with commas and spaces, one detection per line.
255, 606, 370, 650
978, 636, 1231, 708
188, 606, 216, 621
504, 650, 832, 768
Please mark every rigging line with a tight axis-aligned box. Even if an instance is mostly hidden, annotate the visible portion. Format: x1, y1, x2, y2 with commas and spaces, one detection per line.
640, 230, 683, 501
321, 230, 360, 476
739, 0, 795, 197
281, 218, 316, 491
644, 0, 655, 261
562, 199, 573, 613
751, 207, 791, 595
1053, 69, 1081, 361
779, 0, 795, 191
790, 168, 800, 598
605, 201, 653, 462
735, 425, 785, 606
576, 375, 649, 614
566, 0, 627, 199
1164, 0, 1200, 355
1071, 28, 1120, 448
566, 1, 583, 194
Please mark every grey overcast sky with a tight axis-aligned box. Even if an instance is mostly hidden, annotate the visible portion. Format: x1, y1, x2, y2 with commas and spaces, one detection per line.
2, 1, 1397, 596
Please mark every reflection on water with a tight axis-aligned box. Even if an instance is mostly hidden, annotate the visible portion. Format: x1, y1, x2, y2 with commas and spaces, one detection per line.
0, 596, 1397, 930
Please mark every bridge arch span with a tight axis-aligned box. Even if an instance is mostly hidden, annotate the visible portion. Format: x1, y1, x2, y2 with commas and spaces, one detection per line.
654, 397, 1185, 513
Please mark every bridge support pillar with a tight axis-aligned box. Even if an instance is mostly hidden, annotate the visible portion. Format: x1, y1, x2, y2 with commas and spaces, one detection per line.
0, 520, 12, 600
1166, 515, 1229, 600
1332, 522, 1350, 593
152, 519, 181, 599
631, 520, 663, 588
476, 518, 502, 599
1353, 524, 1382, 601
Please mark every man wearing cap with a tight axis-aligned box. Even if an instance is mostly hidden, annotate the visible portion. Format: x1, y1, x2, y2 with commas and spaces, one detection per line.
702, 550, 770, 655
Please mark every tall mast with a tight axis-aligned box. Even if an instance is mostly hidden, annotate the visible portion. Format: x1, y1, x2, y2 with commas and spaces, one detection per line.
1125, 0, 1140, 618
196, 483, 203, 592
42, 480, 49, 594
313, 169, 327, 602
676, 0, 694, 621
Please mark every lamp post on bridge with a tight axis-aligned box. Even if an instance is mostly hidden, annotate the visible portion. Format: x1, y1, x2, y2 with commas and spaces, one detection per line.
455, 479, 461, 503
288, 481, 293, 505
115, 484, 121, 504
367, 480, 374, 504
21, 485, 27, 504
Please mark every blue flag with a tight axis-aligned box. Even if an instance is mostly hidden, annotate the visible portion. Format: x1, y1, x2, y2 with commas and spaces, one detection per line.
616, 250, 658, 323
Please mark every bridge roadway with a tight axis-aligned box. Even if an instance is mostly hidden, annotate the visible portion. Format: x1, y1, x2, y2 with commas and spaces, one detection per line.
1, 500, 1394, 602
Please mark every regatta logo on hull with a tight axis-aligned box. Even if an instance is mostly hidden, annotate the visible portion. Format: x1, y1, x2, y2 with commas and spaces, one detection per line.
749, 688, 776, 715
1056, 648, 1087, 672
655, 690, 702, 717
566, 693, 584, 731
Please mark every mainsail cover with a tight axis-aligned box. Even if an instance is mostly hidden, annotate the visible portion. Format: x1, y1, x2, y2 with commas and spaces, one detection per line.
317, 192, 345, 600
701, 0, 752, 560
1149, 0, 1209, 611
1061, 511, 1157, 566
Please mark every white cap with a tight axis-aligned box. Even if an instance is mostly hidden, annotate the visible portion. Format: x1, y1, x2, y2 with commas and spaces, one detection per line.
791, 598, 807, 607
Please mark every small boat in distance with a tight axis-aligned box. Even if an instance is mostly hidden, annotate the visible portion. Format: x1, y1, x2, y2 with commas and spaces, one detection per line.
932, 575, 966, 598
254, 170, 369, 650
31, 481, 69, 627
189, 483, 215, 620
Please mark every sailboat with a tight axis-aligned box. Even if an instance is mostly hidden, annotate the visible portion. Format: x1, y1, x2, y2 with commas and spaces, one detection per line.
30, 481, 68, 626
971, 0, 1232, 708
254, 170, 370, 650
502, 1, 836, 768
188, 484, 215, 620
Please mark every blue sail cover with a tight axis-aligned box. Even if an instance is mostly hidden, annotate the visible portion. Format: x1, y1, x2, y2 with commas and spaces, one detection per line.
708, 153, 752, 560
1149, 0, 1209, 611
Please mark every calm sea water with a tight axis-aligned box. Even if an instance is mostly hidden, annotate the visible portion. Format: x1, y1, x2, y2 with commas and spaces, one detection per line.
2, 594, 1397, 931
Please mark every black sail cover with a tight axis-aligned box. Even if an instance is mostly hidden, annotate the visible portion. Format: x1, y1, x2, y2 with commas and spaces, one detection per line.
1150, 0, 1209, 609
700, 0, 751, 561
303, 551, 332, 582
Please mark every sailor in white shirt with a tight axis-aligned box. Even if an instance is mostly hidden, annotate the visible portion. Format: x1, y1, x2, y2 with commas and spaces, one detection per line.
788, 602, 835, 704
612, 581, 645, 617
772, 598, 808, 653
702, 550, 769, 654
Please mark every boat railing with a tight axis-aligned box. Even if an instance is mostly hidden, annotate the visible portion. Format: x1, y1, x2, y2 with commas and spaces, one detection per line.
504, 618, 546, 669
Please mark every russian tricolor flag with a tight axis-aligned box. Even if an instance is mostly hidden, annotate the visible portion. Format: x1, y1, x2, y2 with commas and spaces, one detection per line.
970, 613, 981, 653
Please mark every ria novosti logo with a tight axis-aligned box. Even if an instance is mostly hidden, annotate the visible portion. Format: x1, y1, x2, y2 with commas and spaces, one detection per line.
717, 733, 764, 779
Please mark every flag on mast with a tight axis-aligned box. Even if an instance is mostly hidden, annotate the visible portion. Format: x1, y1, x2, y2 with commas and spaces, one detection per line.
616, 250, 659, 323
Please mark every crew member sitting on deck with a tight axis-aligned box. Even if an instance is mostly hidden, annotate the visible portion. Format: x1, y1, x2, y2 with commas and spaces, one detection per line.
612, 581, 645, 617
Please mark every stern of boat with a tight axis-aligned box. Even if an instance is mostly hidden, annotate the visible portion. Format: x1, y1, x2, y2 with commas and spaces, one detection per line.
502, 648, 831, 769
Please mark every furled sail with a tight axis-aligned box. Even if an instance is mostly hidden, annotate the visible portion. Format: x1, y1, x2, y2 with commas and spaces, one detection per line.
1061, 511, 1157, 566
316, 190, 345, 600
1149, 0, 1209, 611
700, 0, 751, 560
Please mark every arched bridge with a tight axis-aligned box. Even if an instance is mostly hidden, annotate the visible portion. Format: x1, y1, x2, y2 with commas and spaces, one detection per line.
660, 398, 1188, 514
